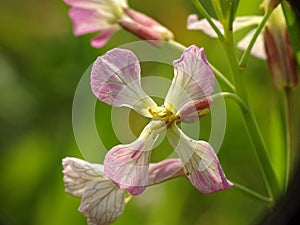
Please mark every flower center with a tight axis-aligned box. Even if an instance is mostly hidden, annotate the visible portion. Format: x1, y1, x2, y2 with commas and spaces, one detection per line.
148, 106, 179, 126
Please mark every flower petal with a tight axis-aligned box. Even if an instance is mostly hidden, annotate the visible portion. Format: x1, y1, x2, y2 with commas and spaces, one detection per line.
62, 157, 105, 197
187, 14, 262, 38
68, 7, 113, 36
178, 97, 212, 123
64, 0, 128, 11
167, 125, 233, 193
187, 14, 222, 38
91, 48, 157, 117
237, 29, 267, 59
79, 179, 125, 225
91, 27, 119, 48
164, 45, 215, 113
148, 158, 184, 184
233, 16, 263, 31
104, 120, 166, 195
62, 157, 125, 225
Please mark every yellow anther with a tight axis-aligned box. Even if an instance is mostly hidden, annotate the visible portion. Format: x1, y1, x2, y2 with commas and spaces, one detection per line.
148, 106, 179, 126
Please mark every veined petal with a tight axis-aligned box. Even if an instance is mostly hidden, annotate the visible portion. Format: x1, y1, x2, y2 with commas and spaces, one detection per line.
104, 120, 166, 195
167, 125, 233, 193
164, 45, 215, 113
62, 157, 106, 197
79, 179, 125, 225
62, 157, 125, 225
237, 29, 267, 59
91, 48, 157, 117
91, 27, 119, 48
148, 158, 184, 184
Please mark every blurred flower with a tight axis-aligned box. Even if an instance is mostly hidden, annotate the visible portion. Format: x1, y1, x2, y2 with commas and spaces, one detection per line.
262, 5, 298, 90
63, 0, 173, 48
187, 4, 298, 90
62, 157, 184, 225
91, 45, 232, 196
264, 0, 282, 11
187, 14, 266, 59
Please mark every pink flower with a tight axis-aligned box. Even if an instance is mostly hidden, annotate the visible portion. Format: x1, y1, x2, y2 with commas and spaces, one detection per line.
62, 157, 184, 225
91, 45, 232, 195
63, 0, 173, 48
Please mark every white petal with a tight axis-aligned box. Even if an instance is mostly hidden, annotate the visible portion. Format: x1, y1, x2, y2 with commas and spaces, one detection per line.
91, 48, 157, 117
233, 16, 263, 31
64, 0, 127, 14
104, 120, 166, 195
79, 180, 125, 225
167, 126, 232, 193
62, 157, 106, 197
62, 157, 126, 225
187, 14, 222, 38
164, 45, 215, 113
237, 29, 267, 59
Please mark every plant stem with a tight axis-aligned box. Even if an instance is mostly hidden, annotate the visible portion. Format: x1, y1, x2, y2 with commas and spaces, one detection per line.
233, 182, 272, 204
192, 0, 225, 41
223, 28, 247, 101
242, 108, 281, 200
209, 64, 236, 92
222, 24, 281, 202
284, 87, 294, 191
213, 91, 281, 202
239, 10, 272, 69
211, 92, 247, 111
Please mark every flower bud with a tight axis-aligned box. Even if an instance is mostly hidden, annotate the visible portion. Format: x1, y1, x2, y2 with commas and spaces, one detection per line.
263, 0, 282, 11
148, 159, 184, 184
263, 6, 298, 90
178, 97, 212, 123
119, 7, 174, 42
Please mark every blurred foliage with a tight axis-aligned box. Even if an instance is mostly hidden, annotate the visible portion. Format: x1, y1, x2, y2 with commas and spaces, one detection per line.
0, 0, 299, 225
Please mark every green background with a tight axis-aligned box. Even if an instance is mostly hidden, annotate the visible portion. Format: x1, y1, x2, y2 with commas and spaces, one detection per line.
0, 0, 299, 225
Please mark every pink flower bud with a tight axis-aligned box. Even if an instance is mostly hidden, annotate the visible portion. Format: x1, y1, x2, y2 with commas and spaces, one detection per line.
263, 6, 298, 90
119, 7, 174, 42
178, 97, 212, 123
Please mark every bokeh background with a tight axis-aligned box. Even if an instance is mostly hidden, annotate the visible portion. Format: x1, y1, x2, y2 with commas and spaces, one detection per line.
1, 0, 299, 225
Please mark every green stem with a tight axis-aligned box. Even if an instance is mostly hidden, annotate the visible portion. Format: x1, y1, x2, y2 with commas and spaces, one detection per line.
211, 92, 247, 111
213, 92, 280, 203
209, 64, 236, 92
242, 108, 281, 200
222, 24, 281, 201
223, 28, 247, 100
233, 182, 272, 203
239, 10, 272, 69
192, 0, 225, 41
284, 87, 294, 191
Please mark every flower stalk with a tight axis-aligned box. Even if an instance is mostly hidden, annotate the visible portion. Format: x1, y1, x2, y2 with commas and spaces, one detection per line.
284, 87, 295, 191
239, 8, 273, 69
